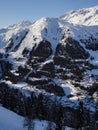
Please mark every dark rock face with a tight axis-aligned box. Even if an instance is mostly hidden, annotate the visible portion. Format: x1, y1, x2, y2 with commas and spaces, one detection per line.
33, 40, 52, 58
26, 40, 53, 69
86, 42, 98, 50
4, 72, 21, 83
5, 38, 14, 52
0, 60, 13, 78
0, 61, 19, 83
55, 43, 66, 56
44, 83, 65, 96
55, 37, 89, 59
16, 66, 30, 78
80, 36, 98, 51
26, 76, 65, 96
22, 48, 30, 57
53, 56, 70, 66
41, 62, 54, 72
0, 53, 4, 58
65, 38, 89, 59
3, 65, 30, 84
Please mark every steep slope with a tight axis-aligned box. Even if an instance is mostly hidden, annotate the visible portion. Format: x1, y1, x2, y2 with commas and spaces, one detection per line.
0, 5, 98, 129
0, 105, 25, 130
61, 5, 98, 26
0, 105, 56, 130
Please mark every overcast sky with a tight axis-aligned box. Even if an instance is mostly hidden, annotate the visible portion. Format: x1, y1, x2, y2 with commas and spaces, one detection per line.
0, 0, 98, 28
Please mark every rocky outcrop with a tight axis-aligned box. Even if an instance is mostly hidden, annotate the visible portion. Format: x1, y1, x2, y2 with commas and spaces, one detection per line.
33, 40, 52, 58
80, 36, 98, 51
55, 37, 89, 59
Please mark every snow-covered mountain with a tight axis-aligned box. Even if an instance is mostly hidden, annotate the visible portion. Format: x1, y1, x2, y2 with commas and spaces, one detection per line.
61, 5, 98, 26
0, 5, 98, 129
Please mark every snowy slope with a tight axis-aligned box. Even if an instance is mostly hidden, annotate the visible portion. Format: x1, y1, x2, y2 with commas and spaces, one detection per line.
0, 105, 49, 130
0, 5, 98, 52
0, 5, 98, 90
0, 17, 98, 60
0, 105, 75, 130
0, 21, 31, 49
0, 5, 98, 130
0, 6, 98, 57
61, 5, 98, 26
0, 5, 98, 88
11, 17, 62, 59
0, 105, 53, 130
0, 105, 25, 130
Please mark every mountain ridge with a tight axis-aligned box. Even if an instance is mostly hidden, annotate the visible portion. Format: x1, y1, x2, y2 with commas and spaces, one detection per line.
60, 5, 98, 26
0, 5, 98, 96
0, 5, 98, 129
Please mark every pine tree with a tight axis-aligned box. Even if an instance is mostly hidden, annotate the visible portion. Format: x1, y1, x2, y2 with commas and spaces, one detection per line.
24, 97, 35, 130
47, 121, 53, 130
55, 105, 64, 130
24, 116, 35, 130
36, 93, 45, 119
77, 101, 84, 128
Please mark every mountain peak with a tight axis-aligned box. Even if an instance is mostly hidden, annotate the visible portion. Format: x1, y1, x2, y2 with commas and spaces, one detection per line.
0, 5, 98, 129
60, 5, 98, 26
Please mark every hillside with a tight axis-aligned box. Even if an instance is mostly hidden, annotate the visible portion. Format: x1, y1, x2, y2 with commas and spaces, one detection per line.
0, 105, 75, 130
0, 5, 98, 130
0, 105, 25, 130
61, 5, 98, 26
